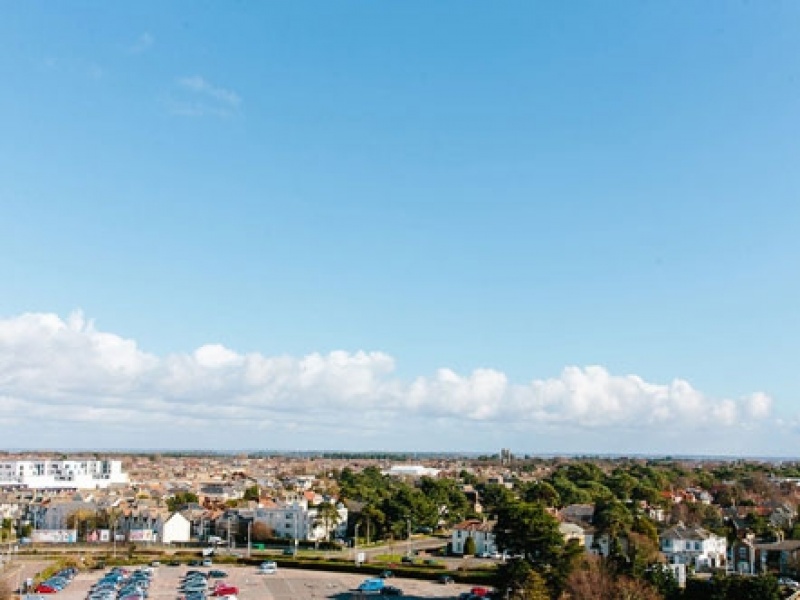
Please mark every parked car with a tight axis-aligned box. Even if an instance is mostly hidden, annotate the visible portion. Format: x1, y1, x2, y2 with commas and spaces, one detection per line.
779, 577, 800, 589
208, 570, 228, 578
379, 570, 394, 578
213, 584, 239, 597
437, 575, 454, 584
258, 561, 277, 574
357, 578, 385, 592
381, 585, 403, 596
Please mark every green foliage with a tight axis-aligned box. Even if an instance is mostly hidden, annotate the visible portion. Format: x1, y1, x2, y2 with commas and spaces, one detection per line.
167, 491, 199, 512
522, 481, 561, 507
313, 501, 341, 541
684, 574, 780, 600
495, 501, 564, 566
607, 470, 639, 501
494, 501, 581, 597
419, 476, 471, 525
463, 535, 477, 556
643, 564, 680, 600
243, 484, 260, 501
519, 569, 551, 600
593, 498, 633, 539
477, 483, 516, 514
460, 470, 479, 485
548, 475, 592, 506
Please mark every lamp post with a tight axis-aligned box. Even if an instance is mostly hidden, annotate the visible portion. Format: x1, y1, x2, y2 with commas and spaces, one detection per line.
247, 521, 252, 558
353, 523, 360, 563
406, 518, 411, 558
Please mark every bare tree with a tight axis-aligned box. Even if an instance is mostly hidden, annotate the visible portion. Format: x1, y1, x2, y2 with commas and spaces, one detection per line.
251, 521, 274, 542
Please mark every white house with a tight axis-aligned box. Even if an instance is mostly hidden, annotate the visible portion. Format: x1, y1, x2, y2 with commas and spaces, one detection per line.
161, 512, 191, 544
451, 519, 498, 556
559, 522, 586, 546
660, 523, 727, 571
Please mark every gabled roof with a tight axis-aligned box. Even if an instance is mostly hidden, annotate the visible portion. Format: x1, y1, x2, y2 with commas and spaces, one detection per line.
453, 519, 496, 533
660, 523, 719, 541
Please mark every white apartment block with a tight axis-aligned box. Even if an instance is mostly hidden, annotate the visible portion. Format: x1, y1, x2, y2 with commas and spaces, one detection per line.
253, 499, 348, 542
0, 460, 129, 489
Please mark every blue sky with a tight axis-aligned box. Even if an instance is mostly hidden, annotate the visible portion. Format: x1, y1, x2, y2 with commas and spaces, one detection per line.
1, 2, 799, 454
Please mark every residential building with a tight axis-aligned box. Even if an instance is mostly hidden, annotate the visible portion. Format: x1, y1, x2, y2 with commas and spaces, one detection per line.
450, 519, 498, 556
161, 512, 191, 544
0, 460, 128, 489
252, 499, 347, 542
660, 523, 727, 571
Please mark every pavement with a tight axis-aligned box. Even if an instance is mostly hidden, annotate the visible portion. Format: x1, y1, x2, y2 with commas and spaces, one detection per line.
40, 564, 479, 600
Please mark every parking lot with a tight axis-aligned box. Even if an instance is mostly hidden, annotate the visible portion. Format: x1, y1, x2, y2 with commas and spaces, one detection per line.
47, 564, 479, 600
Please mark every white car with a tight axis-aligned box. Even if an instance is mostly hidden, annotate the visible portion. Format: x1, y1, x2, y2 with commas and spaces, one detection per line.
778, 577, 800, 589
258, 561, 277, 574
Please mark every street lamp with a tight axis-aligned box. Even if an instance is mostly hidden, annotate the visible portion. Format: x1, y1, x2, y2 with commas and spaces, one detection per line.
353, 523, 360, 562
406, 518, 411, 558
247, 521, 252, 558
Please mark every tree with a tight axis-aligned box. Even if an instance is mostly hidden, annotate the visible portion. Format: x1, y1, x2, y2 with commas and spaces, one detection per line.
463, 535, 477, 556
643, 564, 680, 600
615, 577, 662, 600
359, 503, 386, 543
564, 555, 616, 600
66, 508, 97, 540
243, 485, 260, 502
419, 477, 470, 525
251, 521, 274, 542
519, 570, 551, 600
495, 501, 564, 566
313, 502, 341, 541
167, 491, 199, 512
564, 556, 661, 600
495, 501, 578, 598
523, 482, 561, 508
478, 483, 516, 514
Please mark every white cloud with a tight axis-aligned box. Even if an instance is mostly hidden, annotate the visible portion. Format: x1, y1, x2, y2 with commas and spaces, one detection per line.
170, 76, 241, 118
0, 311, 779, 453
130, 32, 154, 54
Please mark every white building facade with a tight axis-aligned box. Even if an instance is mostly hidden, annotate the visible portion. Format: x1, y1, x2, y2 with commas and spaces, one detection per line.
253, 499, 347, 542
0, 460, 128, 489
451, 519, 498, 556
161, 512, 191, 544
660, 523, 727, 571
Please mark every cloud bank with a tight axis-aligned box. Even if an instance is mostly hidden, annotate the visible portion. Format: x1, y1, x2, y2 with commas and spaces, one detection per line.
0, 312, 777, 453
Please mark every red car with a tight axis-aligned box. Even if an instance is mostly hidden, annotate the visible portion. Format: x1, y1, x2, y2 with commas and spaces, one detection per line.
35, 584, 57, 594
471, 587, 491, 597
213, 583, 239, 597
